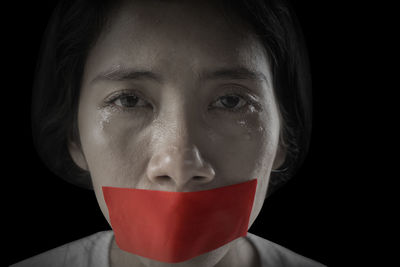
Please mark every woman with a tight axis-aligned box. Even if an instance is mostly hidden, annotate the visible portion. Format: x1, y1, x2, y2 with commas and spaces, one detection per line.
13, 0, 324, 266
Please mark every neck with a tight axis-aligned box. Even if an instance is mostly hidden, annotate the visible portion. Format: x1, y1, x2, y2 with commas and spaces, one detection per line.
109, 235, 259, 267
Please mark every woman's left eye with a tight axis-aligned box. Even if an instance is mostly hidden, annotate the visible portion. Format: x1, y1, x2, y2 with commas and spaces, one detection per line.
211, 94, 249, 111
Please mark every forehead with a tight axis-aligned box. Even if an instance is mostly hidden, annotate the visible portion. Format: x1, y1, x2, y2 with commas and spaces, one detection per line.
84, 0, 270, 84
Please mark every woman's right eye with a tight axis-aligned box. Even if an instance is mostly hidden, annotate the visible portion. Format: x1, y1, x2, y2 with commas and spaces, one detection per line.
114, 94, 139, 108
106, 92, 150, 110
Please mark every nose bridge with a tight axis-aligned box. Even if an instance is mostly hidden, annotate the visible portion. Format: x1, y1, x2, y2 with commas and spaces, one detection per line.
146, 102, 215, 190
158, 95, 195, 147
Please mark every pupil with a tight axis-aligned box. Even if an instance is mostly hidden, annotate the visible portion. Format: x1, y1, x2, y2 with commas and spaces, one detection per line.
121, 95, 138, 107
221, 96, 239, 108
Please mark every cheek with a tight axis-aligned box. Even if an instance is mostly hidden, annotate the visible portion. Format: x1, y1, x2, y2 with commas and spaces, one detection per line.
206, 109, 280, 177
205, 110, 280, 226
78, 104, 150, 188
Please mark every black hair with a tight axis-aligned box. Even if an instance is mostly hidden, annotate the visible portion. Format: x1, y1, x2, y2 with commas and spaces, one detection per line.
31, 0, 312, 196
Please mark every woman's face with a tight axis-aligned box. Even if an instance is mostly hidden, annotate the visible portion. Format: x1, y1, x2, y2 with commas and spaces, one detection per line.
70, 0, 285, 264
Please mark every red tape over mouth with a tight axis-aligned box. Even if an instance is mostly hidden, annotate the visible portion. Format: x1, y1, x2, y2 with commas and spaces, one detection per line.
102, 179, 257, 263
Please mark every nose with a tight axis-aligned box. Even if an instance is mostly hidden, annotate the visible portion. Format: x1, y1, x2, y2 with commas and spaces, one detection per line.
146, 145, 215, 191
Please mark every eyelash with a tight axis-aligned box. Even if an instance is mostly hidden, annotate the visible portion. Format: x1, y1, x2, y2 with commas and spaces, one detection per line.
103, 89, 150, 111
103, 88, 258, 114
210, 94, 255, 113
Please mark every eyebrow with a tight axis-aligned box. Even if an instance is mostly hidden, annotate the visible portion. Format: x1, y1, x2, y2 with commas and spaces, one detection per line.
200, 67, 269, 85
91, 68, 162, 83
91, 66, 269, 85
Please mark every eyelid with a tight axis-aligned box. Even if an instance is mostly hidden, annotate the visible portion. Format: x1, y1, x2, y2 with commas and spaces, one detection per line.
215, 84, 261, 101
212, 94, 247, 109
104, 89, 151, 104
214, 85, 261, 105
210, 93, 254, 113
101, 89, 153, 113
104, 89, 139, 102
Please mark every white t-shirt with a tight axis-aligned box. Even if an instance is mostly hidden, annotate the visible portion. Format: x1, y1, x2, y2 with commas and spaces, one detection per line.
10, 231, 326, 267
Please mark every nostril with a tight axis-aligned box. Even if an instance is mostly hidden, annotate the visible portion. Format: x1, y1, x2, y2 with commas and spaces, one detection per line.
155, 176, 171, 183
193, 176, 212, 183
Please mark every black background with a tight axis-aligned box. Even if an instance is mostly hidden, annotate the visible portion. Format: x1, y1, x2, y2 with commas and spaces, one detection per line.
5, 1, 377, 266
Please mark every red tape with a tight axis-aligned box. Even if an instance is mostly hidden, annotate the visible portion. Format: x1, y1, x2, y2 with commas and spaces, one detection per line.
103, 179, 257, 263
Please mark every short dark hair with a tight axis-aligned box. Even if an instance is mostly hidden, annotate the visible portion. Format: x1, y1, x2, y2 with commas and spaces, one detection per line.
31, 0, 312, 196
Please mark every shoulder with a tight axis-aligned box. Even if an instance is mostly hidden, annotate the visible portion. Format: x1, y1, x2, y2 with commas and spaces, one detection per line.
10, 231, 114, 267
246, 232, 326, 267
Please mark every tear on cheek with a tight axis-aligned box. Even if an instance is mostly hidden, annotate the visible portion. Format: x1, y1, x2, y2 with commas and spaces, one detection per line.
98, 109, 112, 130
235, 115, 266, 140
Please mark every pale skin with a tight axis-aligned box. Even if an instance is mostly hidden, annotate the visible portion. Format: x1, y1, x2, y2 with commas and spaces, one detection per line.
69, 1, 287, 266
